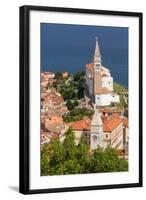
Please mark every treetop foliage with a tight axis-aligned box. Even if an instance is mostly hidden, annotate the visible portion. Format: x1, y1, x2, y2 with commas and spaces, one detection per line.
41, 128, 128, 176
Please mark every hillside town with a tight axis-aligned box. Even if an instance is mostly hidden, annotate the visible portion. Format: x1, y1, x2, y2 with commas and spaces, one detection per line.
41, 37, 129, 160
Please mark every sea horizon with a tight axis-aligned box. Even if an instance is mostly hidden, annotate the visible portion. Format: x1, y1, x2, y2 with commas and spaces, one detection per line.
41, 23, 128, 87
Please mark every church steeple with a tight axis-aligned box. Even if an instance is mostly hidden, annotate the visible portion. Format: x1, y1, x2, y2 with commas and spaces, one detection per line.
93, 37, 102, 96
90, 107, 104, 149
91, 107, 102, 127
94, 36, 101, 68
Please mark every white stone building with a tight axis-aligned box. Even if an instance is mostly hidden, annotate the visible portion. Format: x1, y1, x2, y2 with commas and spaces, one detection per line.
103, 117, 124, 149
86, 37, 119, 106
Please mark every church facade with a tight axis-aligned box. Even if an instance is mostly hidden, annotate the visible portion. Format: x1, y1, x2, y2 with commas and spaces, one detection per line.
66, 38, 126, 151
86, 37, 119, 106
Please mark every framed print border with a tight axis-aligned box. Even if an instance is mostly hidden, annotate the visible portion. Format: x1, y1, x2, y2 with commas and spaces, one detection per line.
19, 5, 143, 194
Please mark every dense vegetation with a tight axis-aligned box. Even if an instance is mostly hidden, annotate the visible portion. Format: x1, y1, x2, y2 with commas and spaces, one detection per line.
113, 82, 128, 94
57, 71, 85, 110
63, 108, 93, 122
55, 71, 93, 120
41, 128, 128, 176
112, 82, 128, 110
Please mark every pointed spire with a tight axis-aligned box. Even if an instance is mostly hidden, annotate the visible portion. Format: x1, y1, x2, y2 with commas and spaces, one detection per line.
91, 107, 103, 126
94, 36, 101, 64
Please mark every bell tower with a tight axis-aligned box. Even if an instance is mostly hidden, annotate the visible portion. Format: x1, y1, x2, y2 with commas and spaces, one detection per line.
93, 37, 102, 97
90, 107, 104, 149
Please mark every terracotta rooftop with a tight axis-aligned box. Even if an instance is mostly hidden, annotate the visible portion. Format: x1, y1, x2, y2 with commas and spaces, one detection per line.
102, 109, 120, 118
112, 113, 120, 118
68, 118, 91, 131
96, 87, 111, 94
45, 122, 63, 134
86, 63, 93, 71
103, 117, 123, 132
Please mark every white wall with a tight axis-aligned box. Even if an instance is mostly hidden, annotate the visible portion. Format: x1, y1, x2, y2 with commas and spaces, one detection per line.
102, 76, 113, 91
111, 94, 120, 102
96, 94, 111, 106
111, 124, 124, 149
0, 0, 145, 200
95, 93, 119, 106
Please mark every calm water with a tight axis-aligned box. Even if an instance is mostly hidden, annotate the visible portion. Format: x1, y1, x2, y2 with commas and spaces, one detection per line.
41, 24, 128, 87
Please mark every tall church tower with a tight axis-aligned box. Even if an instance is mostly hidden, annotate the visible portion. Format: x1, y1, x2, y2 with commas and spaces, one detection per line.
93, 37, 102, 97
90, 107, 104, 149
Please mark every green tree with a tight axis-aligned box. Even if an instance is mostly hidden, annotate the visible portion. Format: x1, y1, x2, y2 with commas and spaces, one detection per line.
117, 158, 128, 171
77, 78, 85, 99
66, 99, 79, 110
49, 139, 64, 166
89, 147, 105, 172
73, 71, 85, 82
61, 87, 76, 100
90, 147, 128, 173
66, 99, 75, 110
41, 143, 50, 176
48, 139, 64, 175
73, 99, 79, 107
63, 127, 77, 160
63, 108, 93, 122
41, 131, 128, 175
76, 136, 90, 173
61, 159, 81, 175
55, 72, 62, 80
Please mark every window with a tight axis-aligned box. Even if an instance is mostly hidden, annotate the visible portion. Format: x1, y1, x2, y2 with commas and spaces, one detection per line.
108, 81, 110, 84
96, 64, 100, 67
84, 133, 88, 137
93, 135, 97, 142
106, 134, 108, 139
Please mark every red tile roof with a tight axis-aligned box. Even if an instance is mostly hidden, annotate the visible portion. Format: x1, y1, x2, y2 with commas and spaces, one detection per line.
86, 63, 93, 71
68, 118, 91, 131
112, 113, 120, 118
103, 117, 123, 132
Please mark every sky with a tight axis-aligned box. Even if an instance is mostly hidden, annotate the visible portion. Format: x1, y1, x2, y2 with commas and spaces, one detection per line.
41, 23, 128, 86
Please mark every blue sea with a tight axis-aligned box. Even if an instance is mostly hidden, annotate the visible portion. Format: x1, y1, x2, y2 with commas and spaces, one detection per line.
41, 24, 128, 87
